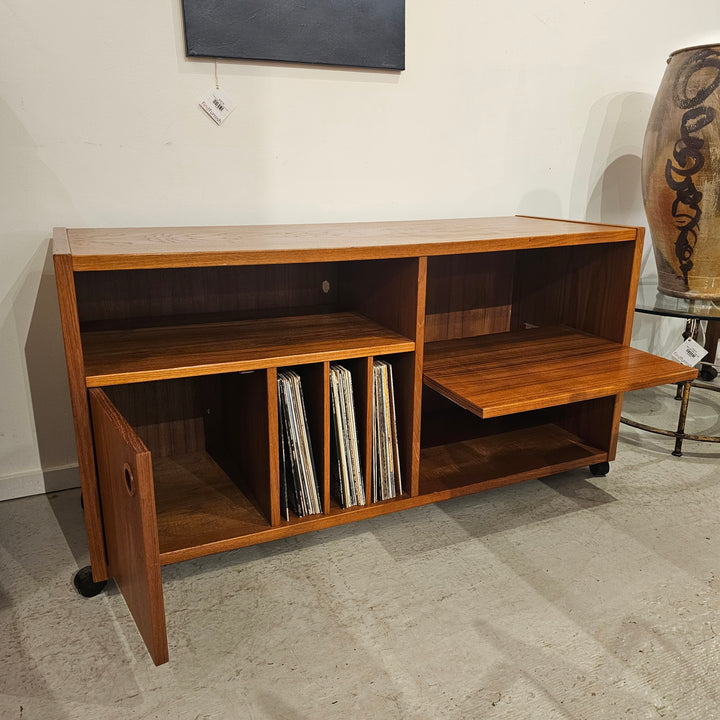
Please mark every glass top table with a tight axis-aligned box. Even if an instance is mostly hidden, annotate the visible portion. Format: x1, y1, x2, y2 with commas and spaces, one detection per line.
621, 280, 720, 456
635, 280, 720, 321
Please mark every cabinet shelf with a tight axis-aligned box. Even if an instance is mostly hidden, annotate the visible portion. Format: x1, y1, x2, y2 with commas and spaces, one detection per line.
154, 448, 413, 565
420, 421, 606, 498
82, 311, 415, 387
154, 452, 271, 564
423, 325, 697, 419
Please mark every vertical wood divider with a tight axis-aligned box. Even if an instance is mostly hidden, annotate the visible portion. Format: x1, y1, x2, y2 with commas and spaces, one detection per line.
53, 228, 109, 581
360, 356, 374, 505
266, 367, 281, 526
321, 362, 331, 514
341, 256, 427, 498
410, 257, 428, 497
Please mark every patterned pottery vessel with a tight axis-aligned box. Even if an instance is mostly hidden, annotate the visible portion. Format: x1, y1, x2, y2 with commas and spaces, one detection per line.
642, 43, 720, 299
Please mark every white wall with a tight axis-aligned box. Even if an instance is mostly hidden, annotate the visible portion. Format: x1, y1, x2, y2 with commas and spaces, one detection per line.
1, 1, 718, 499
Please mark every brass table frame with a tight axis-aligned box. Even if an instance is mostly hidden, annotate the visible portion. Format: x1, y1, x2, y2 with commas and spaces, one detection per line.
621, 287, 720, 456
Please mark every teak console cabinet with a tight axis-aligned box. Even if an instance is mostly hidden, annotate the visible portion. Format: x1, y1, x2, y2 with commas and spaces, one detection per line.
53, 216, 696, 665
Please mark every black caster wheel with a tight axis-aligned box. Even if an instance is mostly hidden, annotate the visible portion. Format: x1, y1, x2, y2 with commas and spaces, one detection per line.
589, 462, 610, 477
73, 566, 107, 598
699, 365, 718, 382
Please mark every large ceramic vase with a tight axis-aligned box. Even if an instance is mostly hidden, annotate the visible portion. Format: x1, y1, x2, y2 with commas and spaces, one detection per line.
642, 43, 720, 299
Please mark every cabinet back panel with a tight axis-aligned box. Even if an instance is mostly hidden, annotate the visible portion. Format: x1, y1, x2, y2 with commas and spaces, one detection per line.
510, 241, 638, 342
425, 252, 515, 342
421, 386, 612, 454
75, 264, 341, 329
104, 377, 219, 458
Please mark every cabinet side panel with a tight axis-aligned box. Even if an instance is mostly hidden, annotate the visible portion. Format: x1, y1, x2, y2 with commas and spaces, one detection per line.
53, 235, 108, 581
511, 239, 640, 343
622, 228, 645, 345
425, 252, 515, 342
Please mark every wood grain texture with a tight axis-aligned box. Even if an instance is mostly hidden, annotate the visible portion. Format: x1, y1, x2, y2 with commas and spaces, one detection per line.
265, 369, 281, 526
419, 423, 606, 497
424, 326, 698, 419
343, 257, 424, 339
408, 257, 427, 496
55, 216, 685, 668
89, 389, 168, 666
227, 370, 278, 526
554, 395, 619, 456
343, 256, 427, 495
511, 241, 641, 342
154, 421, 604, 566
63, 217, 637, 270
82, 312, 415, 386
105, 377, 212, 458
53, 231, 108, 581
152, 451, 271, 562
74, 263, 340, 329
425, 252, 515, 342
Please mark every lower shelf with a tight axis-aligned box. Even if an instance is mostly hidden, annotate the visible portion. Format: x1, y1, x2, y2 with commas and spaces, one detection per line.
154, 453, 270, 564
155, 419, 606, 565
154, 452, 414, 565
419, 422, 606, 500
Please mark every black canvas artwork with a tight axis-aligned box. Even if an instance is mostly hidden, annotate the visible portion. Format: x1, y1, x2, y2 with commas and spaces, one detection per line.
181, 0, 405, 70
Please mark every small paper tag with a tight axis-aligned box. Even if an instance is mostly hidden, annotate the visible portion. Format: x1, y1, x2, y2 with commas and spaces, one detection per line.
671, 337, 708, 367
199, 89, 236, 125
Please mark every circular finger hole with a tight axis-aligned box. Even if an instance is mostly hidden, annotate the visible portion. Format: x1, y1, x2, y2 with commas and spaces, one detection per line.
123, 463, 135, 496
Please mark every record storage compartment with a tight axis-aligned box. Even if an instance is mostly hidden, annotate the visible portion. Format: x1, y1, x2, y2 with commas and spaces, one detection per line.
76, 255, 421, 557
54, 217, 697, 665
419, 241, 648, 498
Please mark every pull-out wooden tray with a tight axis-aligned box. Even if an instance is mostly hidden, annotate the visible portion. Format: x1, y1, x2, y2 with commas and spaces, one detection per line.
423, 326, 697, 418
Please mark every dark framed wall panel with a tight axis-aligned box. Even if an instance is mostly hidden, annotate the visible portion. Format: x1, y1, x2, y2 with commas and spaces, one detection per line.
182, 0, 405, 70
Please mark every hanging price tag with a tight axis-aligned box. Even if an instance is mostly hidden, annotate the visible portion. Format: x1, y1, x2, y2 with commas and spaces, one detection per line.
199, 89, 236, 126
671, 337, 708, 367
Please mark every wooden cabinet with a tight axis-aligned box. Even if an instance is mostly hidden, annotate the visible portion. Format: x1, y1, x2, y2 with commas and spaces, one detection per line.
53, 217, 696, 665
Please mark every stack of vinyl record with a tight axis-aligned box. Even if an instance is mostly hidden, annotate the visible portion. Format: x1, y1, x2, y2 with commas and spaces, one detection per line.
372, 359, 402, 501
278, 369, 322, 519
329, 364, 366, 508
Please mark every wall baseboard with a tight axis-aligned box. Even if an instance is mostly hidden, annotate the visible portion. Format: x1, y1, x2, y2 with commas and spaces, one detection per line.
0, 464, 81, 502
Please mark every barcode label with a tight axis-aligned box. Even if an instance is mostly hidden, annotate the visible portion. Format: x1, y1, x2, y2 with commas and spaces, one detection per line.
200, 89, 236, 125
672, 337, 708, 367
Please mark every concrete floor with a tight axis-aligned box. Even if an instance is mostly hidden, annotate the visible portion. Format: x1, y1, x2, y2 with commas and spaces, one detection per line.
1, 382, 719, 720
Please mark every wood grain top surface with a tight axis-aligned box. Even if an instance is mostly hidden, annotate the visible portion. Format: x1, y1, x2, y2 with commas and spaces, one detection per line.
423, 326, 697, 418
59, 217, 637, 270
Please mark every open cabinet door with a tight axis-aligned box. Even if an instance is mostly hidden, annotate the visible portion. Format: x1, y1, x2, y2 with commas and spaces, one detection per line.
89, 388, 169, 665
